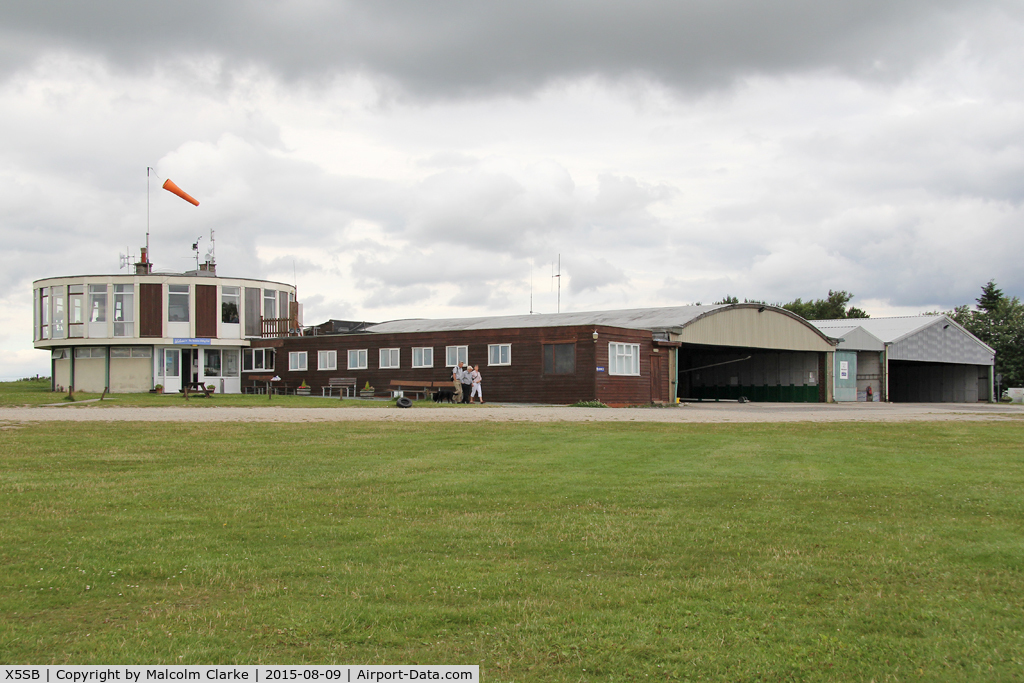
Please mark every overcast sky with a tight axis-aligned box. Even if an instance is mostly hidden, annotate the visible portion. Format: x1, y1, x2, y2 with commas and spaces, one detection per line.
3, 1, 1023, 378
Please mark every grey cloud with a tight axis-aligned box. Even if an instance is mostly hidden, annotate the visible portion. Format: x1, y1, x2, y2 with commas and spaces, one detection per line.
351, 248, 522, 289
2, 1, 1017, 98
363, 284, 435, 310
566, 257, 628, 295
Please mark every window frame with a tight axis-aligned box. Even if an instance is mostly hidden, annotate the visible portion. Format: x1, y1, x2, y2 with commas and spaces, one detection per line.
221, 286, 240, 324
113, 284, 133, 337
289, 351, 307, 372
487, 343, 511, 366
243, 347, 275, 371
543, 342, 576, 375
445, 345, 468, 367
318, 349, 338, 371
379, 348, 400, 369
167, 284, 190, 323
608, 342, 641, 376
348, 349, 368, 370
88, 284, 107, 323
411, 347, 433, 368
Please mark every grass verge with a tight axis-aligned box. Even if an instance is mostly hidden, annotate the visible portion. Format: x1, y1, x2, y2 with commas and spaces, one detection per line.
1, 421, 1022, 680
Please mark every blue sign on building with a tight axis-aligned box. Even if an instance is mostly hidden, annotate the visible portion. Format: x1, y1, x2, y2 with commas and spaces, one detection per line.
173, 338, 212, 346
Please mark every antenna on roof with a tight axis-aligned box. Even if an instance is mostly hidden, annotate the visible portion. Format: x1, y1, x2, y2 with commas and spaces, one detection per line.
192, 235, 203, 270
551, 254, 561, 314
530, 263, 534, 314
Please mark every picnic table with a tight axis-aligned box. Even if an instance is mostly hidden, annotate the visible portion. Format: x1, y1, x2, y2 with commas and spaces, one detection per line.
181, 382, 214, 398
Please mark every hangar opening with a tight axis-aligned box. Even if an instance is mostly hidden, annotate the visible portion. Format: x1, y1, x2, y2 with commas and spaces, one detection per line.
889, 361, 991, 403
677, 344, 825, 402
668, 304, 835, 403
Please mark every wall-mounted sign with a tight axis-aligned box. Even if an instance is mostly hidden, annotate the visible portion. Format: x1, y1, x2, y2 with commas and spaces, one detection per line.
173, 338, 212, 346
596, 366, 605, 372
839, 361, 849, 380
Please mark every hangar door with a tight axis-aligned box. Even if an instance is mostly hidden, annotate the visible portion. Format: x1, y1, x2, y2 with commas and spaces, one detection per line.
678, 344, 825, 402
889, 362, 989, 402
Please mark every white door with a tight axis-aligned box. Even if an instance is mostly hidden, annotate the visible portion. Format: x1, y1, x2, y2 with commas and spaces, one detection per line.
162, 348, 181, 393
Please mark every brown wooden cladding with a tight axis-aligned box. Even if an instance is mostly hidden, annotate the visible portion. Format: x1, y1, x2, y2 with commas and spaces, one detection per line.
265, 324, 661, 405
196, 285, 218, 338
139, 283, 163, 338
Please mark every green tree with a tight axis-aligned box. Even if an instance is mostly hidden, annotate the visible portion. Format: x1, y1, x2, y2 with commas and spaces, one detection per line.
949, 281, 1024, 389
782, 290, 869, 320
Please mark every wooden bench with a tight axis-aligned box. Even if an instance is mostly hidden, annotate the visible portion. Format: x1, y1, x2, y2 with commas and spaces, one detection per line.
388, 379, 433, 400
323, 377, 357, 397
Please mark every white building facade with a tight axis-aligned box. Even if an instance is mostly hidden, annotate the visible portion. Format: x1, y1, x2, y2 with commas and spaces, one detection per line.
33, 269, 296, 394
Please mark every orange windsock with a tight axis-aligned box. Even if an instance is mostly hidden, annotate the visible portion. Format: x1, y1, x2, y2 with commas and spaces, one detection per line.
162, 179, 200, 206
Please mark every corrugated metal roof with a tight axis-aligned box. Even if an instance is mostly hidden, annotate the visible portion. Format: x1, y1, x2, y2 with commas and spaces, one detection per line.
812, 315, 995, 359
813, 316, 947, 344
366, 304, 727, 334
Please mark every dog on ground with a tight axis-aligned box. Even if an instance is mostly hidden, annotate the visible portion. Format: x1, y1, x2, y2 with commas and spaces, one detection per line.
433, 388, 455, 403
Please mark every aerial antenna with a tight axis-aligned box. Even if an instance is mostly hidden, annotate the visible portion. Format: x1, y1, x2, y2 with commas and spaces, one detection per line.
146, 167, 158, 267
206, 228, 216, 264
192, 235, 203, 270
530, 263, 534, 314
551, 254, 561, 314
118, 249, 134, 270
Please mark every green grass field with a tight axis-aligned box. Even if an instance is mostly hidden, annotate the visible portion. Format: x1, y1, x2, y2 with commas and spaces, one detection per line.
1, 414, 1022, 680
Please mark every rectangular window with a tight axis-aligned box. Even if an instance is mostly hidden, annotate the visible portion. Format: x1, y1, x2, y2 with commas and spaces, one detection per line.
289, 351, 307, 371
168, 284, 190, 322
221, 286, 240, 324
318, 350, 337, 371
204, 348, 222, 376
379, 348, 400, 369
51, 349, 69, 360
544, 343, 576, 375
89, 285, 107, 322
110, 346, 153, 359
446, 345, 468, 367
412, 347, 433, 368
244, 287, 261, 336
223, 349, 239, 376
68, 285, 84, 338
488, 344, 511, 366
609, 342, 640, 376
113, 284, 134, 337
279, 290, 290, 320
264, 289, 277, 320
243, 348, 275, 371
74, 347, 105, 359
348, 349, 368, 370
39, 288, 49, 339
164, 349, 179, 378
51, 287, 65, 339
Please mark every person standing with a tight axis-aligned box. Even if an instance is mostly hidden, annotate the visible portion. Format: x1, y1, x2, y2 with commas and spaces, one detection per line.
469, 365, 483, 404
458, 361, 472, 404
451, 362, 464, 403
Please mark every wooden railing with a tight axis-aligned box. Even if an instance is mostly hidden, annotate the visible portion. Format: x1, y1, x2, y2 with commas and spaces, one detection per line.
261, 317, 299, 338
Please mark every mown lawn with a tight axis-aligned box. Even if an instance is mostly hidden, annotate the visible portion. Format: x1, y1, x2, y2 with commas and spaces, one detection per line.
1, 420, 1022, 681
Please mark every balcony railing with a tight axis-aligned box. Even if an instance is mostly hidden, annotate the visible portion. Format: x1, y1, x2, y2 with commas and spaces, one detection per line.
261, 317, 300, 338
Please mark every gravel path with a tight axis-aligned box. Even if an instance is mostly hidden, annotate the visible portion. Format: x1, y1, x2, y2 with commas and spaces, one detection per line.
1, 402, 1022, 424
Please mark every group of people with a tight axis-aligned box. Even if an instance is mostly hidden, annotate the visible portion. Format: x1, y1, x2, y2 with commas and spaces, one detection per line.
451, 361, 483, 404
